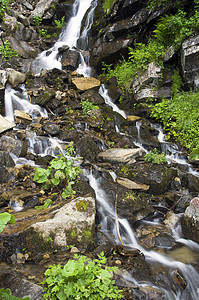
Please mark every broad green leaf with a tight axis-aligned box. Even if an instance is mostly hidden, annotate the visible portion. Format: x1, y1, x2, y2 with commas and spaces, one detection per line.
0, 212, 16, 233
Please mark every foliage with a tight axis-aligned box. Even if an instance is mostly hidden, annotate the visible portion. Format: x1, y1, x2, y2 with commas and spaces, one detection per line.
41, 252, 123, 300
171, 69, 183, 96
33, 15, 42, 26
150, 90, 199, 150
54, 16, 65, 29
144, 148, 167, 164
102, 0, 117, 12
147, 0, 174, 10
33, 143, 82, 199
35, 198, 53, 210
80, 100, 99, 115
0, 0, 9, 16
0, 288, 30, 300
38, 28, 48, 37
0, 212, 16, 233
0, 40, 19, 60
189, 148, 199, 160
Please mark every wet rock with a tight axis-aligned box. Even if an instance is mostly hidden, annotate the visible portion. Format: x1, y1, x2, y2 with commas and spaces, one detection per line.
116, 177, 149, 191
126, 115, 141, 122
14, 110, 32, 124
181, 35, 199, 89
72, 77, 101, 92
0, 135, 24, 157
36, 90, 56, 106
0, 151, 15, 183
61, 48, 80, 71
187, 172, 199, 192
0, 115, 15, 133
43, 122, 60, 135
173, 270, 187, 289
76, 135, 101, 162
1, 188, 41, 207
81, 89, 105, 105
97, 148, 144, 164
29, 0, 58, 23
8, 36, 38, 58
0, 274, 43, 300
139, 286, 167, 300
181, 197, 199, 243
117, 161, 177, 194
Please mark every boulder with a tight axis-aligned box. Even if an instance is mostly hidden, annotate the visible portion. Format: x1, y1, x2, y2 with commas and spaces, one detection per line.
0, 151, 15, 183
76, 136, 101, 162
61, 49, 80, 71
0, 135, 24, 157
81, 89, 105, 105
42, 122, 60, 135
181, 197, 199, 243
14, 110, 32, 124
29, 0, 58, 23
116, 177, 149, 191
6, 68, 26, 87
181, 35, 199, 89
97, 148, 144, 164
72, 77, 101, 92
0, 115, 15, 133
8, 37, 38, 59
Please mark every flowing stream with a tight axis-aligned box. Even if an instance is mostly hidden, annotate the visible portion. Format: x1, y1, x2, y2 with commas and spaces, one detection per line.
2, 0, 199, 299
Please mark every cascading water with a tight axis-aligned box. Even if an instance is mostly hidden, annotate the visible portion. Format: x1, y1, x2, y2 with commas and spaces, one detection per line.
2, 0, 199, 299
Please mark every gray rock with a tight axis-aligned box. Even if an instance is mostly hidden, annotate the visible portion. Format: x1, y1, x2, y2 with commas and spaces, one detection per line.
0, 135, 23, 157
43, 122, 60, 135
182, 197, 199, 243
61, 49, 80, 71
81, 89, 105, 105
0, 151, 15, 183
76, 136, 101, 162
6, 68, 26, 87
0, 114, 15, 133
29, 0, 58, 22
97, 148, 144, 164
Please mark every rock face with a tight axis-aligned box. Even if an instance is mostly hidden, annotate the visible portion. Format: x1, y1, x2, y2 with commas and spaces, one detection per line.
97, 148, 144, 164
181, 197, 199, 243
181, 35, 199, 89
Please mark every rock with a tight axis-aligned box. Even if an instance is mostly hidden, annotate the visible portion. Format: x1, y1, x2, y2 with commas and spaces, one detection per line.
6, 68, 26, 87
0, 135, 24, 157
72, 77, 101, 92
97, 148, 144, 164
173, 270, 187, 289
181, 35, 199, 89
8, 37, 38, 58
0, 115, 15, 133
187, 172, 199, 192
76, 136, 101, 162
14, 110, 32, 124
126, 115, 141, 122
3, 13, 17, 32
29, 0, 58, 23
181, 197, 199, 243
43, 122, 60, 135
81, 89, 105, 105
0, 151, 15, 183
116, 177, 149, 191
0, 70, 7, 88
61, 49, 80, 71
0, 274, 43, 300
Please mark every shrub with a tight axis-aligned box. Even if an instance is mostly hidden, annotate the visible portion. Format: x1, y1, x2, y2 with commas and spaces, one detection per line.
33, 143, 82, 199
144, 148, 167, 164
0, 288, 29, 299
0, 0, 9, 16
54, 16, 65, 29
41, 252, 123, 300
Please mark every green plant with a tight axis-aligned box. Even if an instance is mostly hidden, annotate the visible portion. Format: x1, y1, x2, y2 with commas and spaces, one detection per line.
144, 148, 167, 164
0, 212, 16, 233
33, 143, 82, 199
39, 28, 48, 37
35, 198, 53, 210
41, 252, 123, 300
102, 0, 117, 12
0, 40, 19, 60
0, 288, 29, 300
0, 0, 9, 16
33, 15, 42, 26
54, 16, 65, 29
80, 100, 99, 115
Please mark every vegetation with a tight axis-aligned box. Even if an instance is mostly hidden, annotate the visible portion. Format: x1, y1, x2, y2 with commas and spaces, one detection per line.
33, 15, 43, 26
102, 0, 117, 12
80, 100, 99, 115
144, 148, 167, 164
0, 0, 9, 17
54, 16, 66, 29
102, 1, 199, 92
33, 143, 82, 199
0, 212, 16, 233
41, 252, 123, 300
38, 28, 48, 37
0, 288, 29, 300
0, 40, 19, 60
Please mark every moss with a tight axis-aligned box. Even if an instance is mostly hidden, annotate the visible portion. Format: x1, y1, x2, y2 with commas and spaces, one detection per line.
70, 229, 78, 238
76, 200, 89, 212
82, 230, 92, 242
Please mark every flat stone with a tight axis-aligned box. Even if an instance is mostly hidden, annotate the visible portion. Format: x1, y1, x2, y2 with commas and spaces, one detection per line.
14, 110, 32, 124
97, 148, 144, 164
72, 77, 101, 91
0, 114, 15, 133
116, 177, 149, 191
126, 115, 141, 122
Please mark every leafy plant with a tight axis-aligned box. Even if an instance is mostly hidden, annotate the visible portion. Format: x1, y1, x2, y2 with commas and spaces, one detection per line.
41, 252, 123, 300
80, 100, 99, 115
0, 0, 9, 17
0, 288, 30, 300
33, 15, 42, 26
35, 198, 53, 210
144, 148, 167, 164
38, 28, 48, 37
189, 148, 199, 160
0, 212, 16, 233
54, 16, 65, 29
102, 0, 117, 12
0, 40, 19, 60
33, 143, 82, 199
